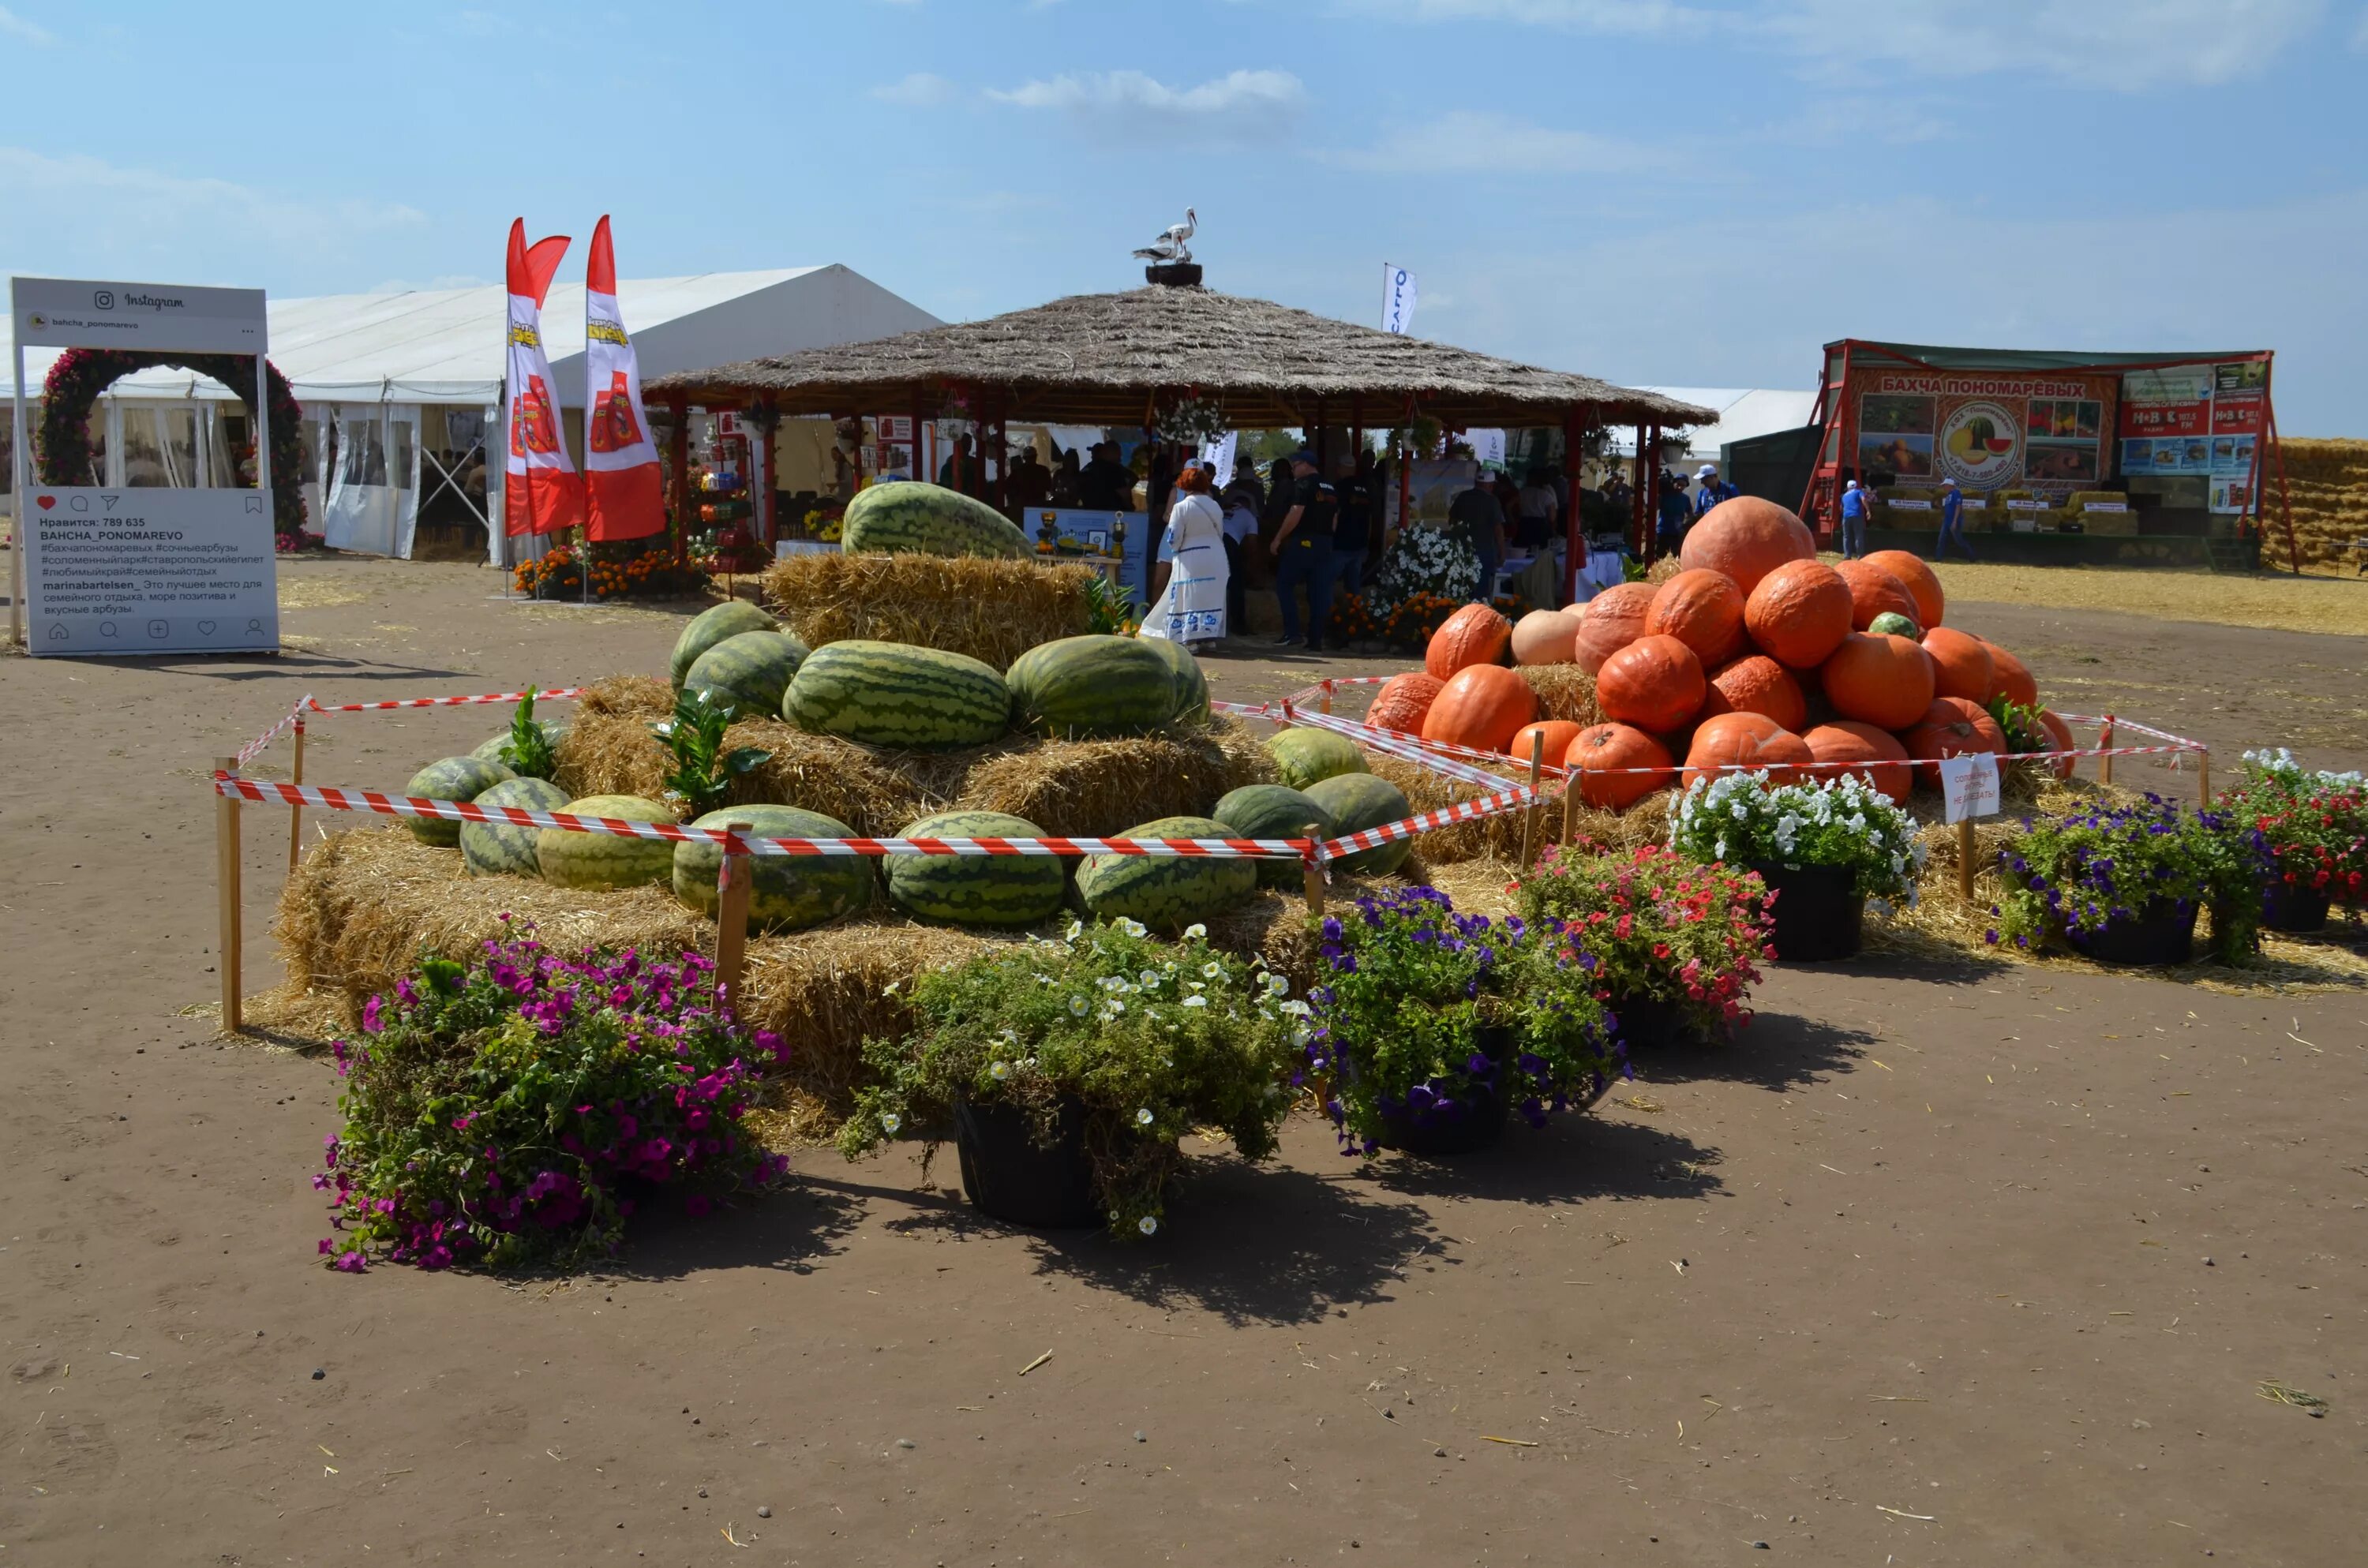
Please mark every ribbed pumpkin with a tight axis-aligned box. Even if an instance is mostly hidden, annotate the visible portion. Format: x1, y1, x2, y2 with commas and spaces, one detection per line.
1595, 634, 1705, 734
1506, 719, 1583, 768
1644, 568, 1748, 666
1426, 603, 1512, 680
1920, 626, 1995, 703
1366, 670, 1444, 734
2034, 708, 2076, 780
1744, 559, 1854, 669
1801, 720, 1913, 805
1684, 713, 1812, 789
1509, 608, 1581, 667
1566, 722, 1674, 810
1702, 654, 1807, 732
1819, 632, 1936, 731
1983, 641, 2039, 709
1678, 496, 1816, 595
1834, 559, 1920, 631
1861, 549, 1945, 628
1572, 582, 1655, 674
1903, 696, 2007, 790
1421, 664, 1538, 754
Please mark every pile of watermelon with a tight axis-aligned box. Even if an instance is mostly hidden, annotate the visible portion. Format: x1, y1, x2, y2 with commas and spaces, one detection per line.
1371, 496, 2073, 811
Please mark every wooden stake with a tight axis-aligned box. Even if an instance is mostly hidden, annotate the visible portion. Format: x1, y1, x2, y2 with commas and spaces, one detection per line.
287, 720, 306, 873
1302, 855, 1326, 916
714, 822, 753, 1016
1319, 684, 1332, 717
1561, 763, 1581, 847
1519, 733, 1546, 872
1956, 818, 1977, 905
2099, 716, 2115, 786
2197, 748, 2211, 806
215, 756, 243, 1035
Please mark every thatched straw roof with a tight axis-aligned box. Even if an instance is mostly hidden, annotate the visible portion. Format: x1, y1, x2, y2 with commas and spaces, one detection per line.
647, 283, 1717, 431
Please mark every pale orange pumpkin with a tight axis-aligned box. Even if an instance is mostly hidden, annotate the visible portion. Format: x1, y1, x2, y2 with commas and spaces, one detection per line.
1833, 559, 1920, 631
1983, 641, 2039, 709
1595, 634, 1706, 734
1677, 496, 1816, 595
1701, 654, 1808, 732
1801, 720, 1913, 805
1861, 549, 1945, 628
1818, 632, 1935, 731
1683, 712, 1812, 789
1421, 664, 1538, 754
2033, 707, 2076, 780
1903, 696, 2006, 790
1566, 722, 1674, 810
1744, 559, 1854, 668
1506, 719, 1583, 768
1643, 567, 1748, 666
1366, 670, 1444, 734
1509, 608, 1582, 667
1572, 581, 1655, 673
1425, 603, 1512, 680
1920, 626, 1995, 703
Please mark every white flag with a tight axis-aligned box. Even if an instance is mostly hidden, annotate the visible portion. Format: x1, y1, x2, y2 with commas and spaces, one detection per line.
1196, 431, 1237, 490
1381, 264, 1418, 336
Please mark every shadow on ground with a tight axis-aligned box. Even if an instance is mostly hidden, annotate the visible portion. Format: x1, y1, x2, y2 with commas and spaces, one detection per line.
1634, 1012, 1882, 1093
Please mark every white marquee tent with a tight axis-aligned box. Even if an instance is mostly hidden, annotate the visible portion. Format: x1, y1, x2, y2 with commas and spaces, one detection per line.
1600, 387, 1821, 473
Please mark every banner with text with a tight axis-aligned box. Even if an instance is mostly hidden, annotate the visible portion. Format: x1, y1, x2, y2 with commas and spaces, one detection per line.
1852, 368, 2119, 497
2117, 357, 2269, 511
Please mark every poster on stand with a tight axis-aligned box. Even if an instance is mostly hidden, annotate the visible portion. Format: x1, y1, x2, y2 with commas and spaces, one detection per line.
1028, 508, 1151, 605
1852, 368, 2114, 496
1383, 459, 1478, 529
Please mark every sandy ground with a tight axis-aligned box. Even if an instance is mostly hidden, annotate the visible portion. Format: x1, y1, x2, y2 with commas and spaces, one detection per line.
5, 556, 2366, 1566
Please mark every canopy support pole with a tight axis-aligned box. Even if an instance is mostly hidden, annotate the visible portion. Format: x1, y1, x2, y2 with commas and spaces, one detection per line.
1561, 406, 1585, 606
667, 396, 689, 567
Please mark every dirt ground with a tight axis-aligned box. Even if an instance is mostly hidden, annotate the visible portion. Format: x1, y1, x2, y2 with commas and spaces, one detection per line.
5, 556, 2366, 1566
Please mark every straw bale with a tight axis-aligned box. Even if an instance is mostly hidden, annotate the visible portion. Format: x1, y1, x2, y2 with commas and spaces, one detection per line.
1363, 754, 1670, 866
1646, 556, 1684, 585
955, 719, 1273, 836
759, 552, 1093, 670
1518, 664, 1605, 728
575, 673, 673, 720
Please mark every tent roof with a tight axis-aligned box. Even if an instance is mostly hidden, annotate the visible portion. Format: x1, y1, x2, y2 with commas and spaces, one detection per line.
3, 265, 941, 406
650, 283, 1716, 430
1829, 339, 2271, 373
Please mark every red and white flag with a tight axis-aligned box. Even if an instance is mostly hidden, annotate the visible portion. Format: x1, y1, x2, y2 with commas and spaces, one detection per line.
503, 219, 585, 537
582, 215, 665, 541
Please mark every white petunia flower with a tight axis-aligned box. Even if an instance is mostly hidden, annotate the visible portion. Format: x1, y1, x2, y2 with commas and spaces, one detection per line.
1202, 961, 1224, 979
1135, 1108, 1155, 1126
880, 1112, 901, 1135
1139, 970, 1161, 988
990, 1061, 1011, 1080
1137, 1215, 1159, 1236
1069, 995, 1090, 1017
1119, 917, 1148, 938
1182, 994, 1208, 1008
1182, 923, 1206, 940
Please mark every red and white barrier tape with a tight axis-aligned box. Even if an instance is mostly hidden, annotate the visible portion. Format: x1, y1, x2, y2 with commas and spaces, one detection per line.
236, 693, 316, 766
306, 687, 585, 713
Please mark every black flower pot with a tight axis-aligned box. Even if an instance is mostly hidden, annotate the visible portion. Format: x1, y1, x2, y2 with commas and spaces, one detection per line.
953, 1096, 1100, 1229
2066, 899, 2198, 966
1369, 1025, 1512, 1158
1608, 994, 1688, 1053
1748, 861, 1864, 963
2262, 881, 2331, 934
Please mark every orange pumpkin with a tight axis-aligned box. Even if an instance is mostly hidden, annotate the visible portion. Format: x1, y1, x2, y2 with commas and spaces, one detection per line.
1366, 670, 1443, 734
1903, 696, 2006, 790
1506, 719, 1583, 768
1983, 641, 2039, 709
1567, 722, 1674, 810
1819, 632, 1935, 731
1701, 654, 1807, 732
1572, 581, 1654, 674
1509, 608, 1581, 667
1595, 634, 1706, 734
1644, 568, 1748, 666
1678, 496, 1816, 595
1801, 720, 1913, 805
1684, 712, 1812, 789
1744, 559, 1854, 668
1920, 626, 1995, 703
1421, 664, 1538, 754
1861, 549, 1945, 628
1833, 559, 1920, 631
1425, 603, 1511, 680
2033, 707, 2076, 780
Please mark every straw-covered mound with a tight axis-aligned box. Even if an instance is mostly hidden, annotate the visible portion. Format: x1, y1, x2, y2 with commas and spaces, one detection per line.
1366, 753, 1665, 866
758, 552, 1096, 670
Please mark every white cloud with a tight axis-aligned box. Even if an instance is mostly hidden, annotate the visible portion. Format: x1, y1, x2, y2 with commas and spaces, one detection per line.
871, 71, 957, 106
1329, 111, 1693, 177
987, 69, 1306, 139
0, 6, 54, 44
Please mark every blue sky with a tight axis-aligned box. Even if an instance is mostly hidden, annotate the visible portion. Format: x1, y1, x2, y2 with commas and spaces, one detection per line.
4, 0, 2365, 432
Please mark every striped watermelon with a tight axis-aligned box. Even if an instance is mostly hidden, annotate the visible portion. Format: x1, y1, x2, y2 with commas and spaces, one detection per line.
403, 756, 515, 848
670, 600, 779, 688
1077, 815, 1258, 932
783, 639, 1010, 750
673, 805, 874, 932
1266, 728, 1366, 791
1304, 773, 1414, 878
1140, 634, 1209, 724
1212, 784, 1336, 888
1006, 634, 1183, 738
538, 795, 678, 890
841, 481, 1031, 559
685, 630, 811, 719
461, 776, 569, 878
470, 720, 568, 768
886, 810, 1069, 927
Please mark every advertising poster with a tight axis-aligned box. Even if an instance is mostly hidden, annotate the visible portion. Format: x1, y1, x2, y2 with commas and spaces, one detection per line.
1852, 369, 2113, 495
2118, 358, 2270, 509
1384, 458, 1479, 529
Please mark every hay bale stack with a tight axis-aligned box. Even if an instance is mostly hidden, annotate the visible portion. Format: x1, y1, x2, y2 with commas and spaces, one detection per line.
759, 552, 1095, 669
1364, 754, 1669, 866
1518, 664, 1604, 728
956, 721, 1273, 838
2274, 438, 2368, 574
575, 673, 673, 720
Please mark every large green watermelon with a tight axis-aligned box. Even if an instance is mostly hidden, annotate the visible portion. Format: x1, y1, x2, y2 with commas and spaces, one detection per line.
1267, 728, 1367, 791
1304, 773, 1414, 878
1006, 634, 1182, 738
1138, 634, 1209, 724
673, 805, 874, 933
461, 777, 570, 878
684, 630, 811, 719
538, 795, 678, 890
1077, 815, 1258, 933
841, 481, 1031, 559
403, 756, 515, 848
782, 640, 1009, 750
886, 810, 1068, 927
469, 720, 568, 769
671, 600, 778, 688
1212, 784, 1337, 888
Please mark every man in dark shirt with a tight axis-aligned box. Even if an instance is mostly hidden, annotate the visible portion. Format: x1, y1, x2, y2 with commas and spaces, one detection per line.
1006, 445, 1051, 510
1446, 477, 1506, 604
1269, 449, 1337, 648
935, 432, 984, 497
1077, 442, 1135, 511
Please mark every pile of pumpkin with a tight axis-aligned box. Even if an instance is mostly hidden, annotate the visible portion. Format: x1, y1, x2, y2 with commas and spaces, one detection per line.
1366, 497, 2074, 809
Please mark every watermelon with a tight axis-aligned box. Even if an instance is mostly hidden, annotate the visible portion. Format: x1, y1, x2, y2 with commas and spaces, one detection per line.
1140, 634, 1209, 724
1212, 784, 1336, 888
1868, 611, 1921, 639
1077, 815, 1259, 932
670, 600, 778, 688
403, 756, 515, 848
841, 480, 1031, 560
783, 639, 1009, 750
673, 805, 874, 933
1267, 728, 1366, 791
684, 630, 811, 719
1006, 634, 1185, 738
1304, 773, 1414, 878
886, 810, 1069, 927
469, 720, 568, 769
537, 795, 678, 890
461, 777, 570, 878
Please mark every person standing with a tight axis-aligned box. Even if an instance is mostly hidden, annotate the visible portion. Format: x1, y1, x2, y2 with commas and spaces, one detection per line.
1656, 471, 1692, 556
936, 432, 984, 497
1078, 441, 1134, 511
1936, 477, 1976, 560
1220, 485, 1257, 632
1325, 451, 1376, 645
1515, 468, 1557, 552
1838, 478, 1871, 559
1692, 464, 1733, 523
1447, 472, 1507, 604
1147, 462, 1229, 646
1269, 448, 1337, 648
1007, 443, 1051, 510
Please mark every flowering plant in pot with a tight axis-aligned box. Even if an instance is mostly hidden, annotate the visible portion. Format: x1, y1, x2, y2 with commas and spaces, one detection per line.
837, 919, 1296, 1238
1513, 842, 1774, 1046
1665, 773, 1920, 960
314, 926, 790, 1273
2223, 749, 2367, 932
1988, 793, 2257, 965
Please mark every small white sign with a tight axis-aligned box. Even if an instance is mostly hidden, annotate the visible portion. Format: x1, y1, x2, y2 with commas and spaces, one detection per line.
1938, 751, 2001, 823
2085, 500, 2129, 512
1960, 496, 1988, 509
2006, 498, 2049, 511
1887, 497, 1933, 511
22, 488, 279, 657
1197, 430, 1238, 490
14, 275, 266, 355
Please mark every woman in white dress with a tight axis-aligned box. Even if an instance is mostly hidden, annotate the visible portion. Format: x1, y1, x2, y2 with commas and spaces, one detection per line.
1145, 462, 1229, 646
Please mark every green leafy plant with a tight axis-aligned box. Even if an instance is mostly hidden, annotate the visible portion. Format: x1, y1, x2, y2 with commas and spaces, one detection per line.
837, 919, 1297, 1237
1667, 772, 1922, 902
1621, 555, 1653, 582
2224, 749, 2368, 904
649, 687, 771, 818
497, 686, 559, 780
1990, 794, 2258, 964
1081, 572, 1138, 636
1516, 841, 1773, 1034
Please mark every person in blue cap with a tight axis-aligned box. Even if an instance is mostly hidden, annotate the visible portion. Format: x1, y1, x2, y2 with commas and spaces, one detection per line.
1936, 477, 1975, 559
1268, 448, 1338, 647
1838, 478, 1870, 559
